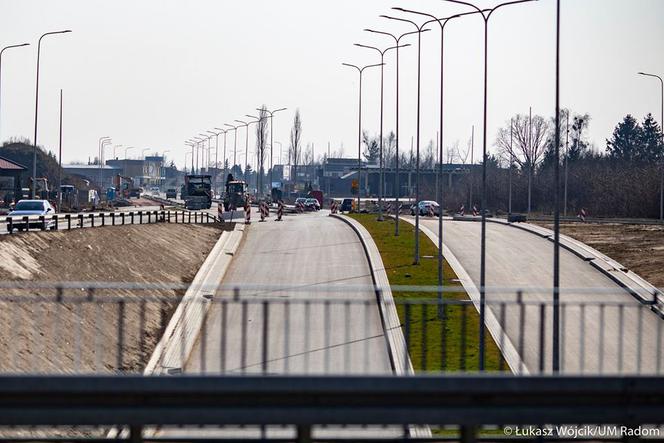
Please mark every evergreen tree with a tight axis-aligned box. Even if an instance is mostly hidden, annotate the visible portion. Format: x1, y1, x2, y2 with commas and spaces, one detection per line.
639, 113, 663, 161
606, 114, 642, 161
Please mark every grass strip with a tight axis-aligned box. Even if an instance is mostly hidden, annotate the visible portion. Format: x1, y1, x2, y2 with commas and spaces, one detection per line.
350, 214, 505, 372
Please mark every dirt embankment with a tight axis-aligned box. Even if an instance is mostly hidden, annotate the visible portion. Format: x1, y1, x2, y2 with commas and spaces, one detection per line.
536, 222, 664, 288
0, 223, 224, 373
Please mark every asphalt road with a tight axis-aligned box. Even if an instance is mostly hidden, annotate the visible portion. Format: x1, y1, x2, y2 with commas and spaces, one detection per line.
186, 210, 392, 375
412, 216, 663, 374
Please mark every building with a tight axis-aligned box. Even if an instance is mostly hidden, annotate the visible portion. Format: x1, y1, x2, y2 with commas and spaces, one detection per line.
0, 156, 26, 207
63, 164, 122, 189
106, 156, 164, 188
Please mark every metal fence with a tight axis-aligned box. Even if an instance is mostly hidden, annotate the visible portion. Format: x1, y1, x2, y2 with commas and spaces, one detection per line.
1, 374, 663, 443
1, 209, 219, 235
0, 283, 662, 376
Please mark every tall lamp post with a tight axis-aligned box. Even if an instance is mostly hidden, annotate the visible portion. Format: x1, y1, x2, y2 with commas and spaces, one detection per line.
235, 119, 259, 185
215, 127, 229, 182
185, 141, 195, 173
354, 43, 409, 222
224, 124, 239, 174
442, 0, 537, 371
199, 133, 212, 173
246, 114, 264, 194
394, 7, 484, 317
32, 30, 72, 199
379, 14, 429, 264
259, 107, 287, 194
364, 29, 424, 236
342, 62, 383, 213
0, 42, 30, 142
638, 71, 664, 222
98, 137, 110, 189
208, 130, 223, 193
193, 136, 205, 174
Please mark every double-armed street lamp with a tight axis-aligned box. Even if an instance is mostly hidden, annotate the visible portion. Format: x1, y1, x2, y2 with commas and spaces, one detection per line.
0, 42, 30, 142
215, 127, 229, 181
224, 124, 239, 173
32, 29, 72, 198
354, 42, 410, 223
363, 29, 425, 237
342, 62, 384, 213
259, 107, 287, 193
124, 146, 135, 177
98, 136, 111, 188
379, 13, 429, 265
185, 140, 196, 173
235, 119, 259, 183
440, 0, 538, 371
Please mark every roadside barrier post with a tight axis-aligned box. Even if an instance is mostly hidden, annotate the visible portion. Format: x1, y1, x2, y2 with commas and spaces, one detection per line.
121, 212, 125, 225
459, 204, 465, 216
244, 202, 251, 224
276, 201, 284, 221
78, 214, 83, 228
66, 214, 71, 230
23, 215, 29, 230
218, 204, 224, 223
89, 213, 95, 228
101, 213, 105, 227
7, 217, 12, 234
53, 215, 58, 230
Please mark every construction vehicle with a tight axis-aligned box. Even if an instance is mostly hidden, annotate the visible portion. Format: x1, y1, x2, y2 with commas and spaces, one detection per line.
223, 178, 248, 211
114, 174, 141, 199
29, 177, 50, 200
183, 174, 212, 210
59, 185, 80, 212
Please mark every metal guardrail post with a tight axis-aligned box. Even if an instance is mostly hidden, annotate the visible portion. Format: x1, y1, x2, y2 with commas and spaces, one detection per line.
121, 212, 125, 225
129, 424, 143, 443
101, 213, 105, 227
167, 211, 171, 223
147, 211, 151, 224
7, 217, 12, 234
78, 214, 83, 228
111, 212, 115, 226
296, 425, 312, 443
39, 215, 45, 230
53, 215, 58, 231
90, 213, 95, 228
188, 211, 191, 224
139, 211, 142, 225
23, 215, 28, 230
66, 214, 71, 230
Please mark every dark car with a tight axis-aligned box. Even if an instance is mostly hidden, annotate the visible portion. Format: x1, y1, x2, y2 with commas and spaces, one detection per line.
166, 188, 177, 199
304, 198, 320, 211
340, 198, 353, 212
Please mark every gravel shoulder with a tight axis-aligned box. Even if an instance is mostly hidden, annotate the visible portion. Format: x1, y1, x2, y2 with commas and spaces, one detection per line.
535, 221, 664, 289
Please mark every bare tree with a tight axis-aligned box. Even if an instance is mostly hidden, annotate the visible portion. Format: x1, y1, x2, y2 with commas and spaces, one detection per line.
256, 105, 269, 195
289, 109, 302, 186
496, 112, 550, 212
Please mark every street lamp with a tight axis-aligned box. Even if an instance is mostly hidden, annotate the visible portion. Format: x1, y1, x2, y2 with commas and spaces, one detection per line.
185, 141, 195, 173
98, 136, 111, 189
224, 124, 239, 173
638, 71, 664, 222
193, 136, 205, 173
208, 130, 223, 193
32, 29, 72, 199
246, 114, 263, 193
113, 144, 123, 160
199, 133, 212, 172
342, 62, 383, 214
215, 127, 229, 184
235, 119, 259, 183
258, 107, 287, 193
364, 29, 425, 236
354, 43, 409, 223
441, 0, 538, 371
379, 14, 429, 265
142, 148, 150, 159
0, 42, 30, 142
392, 7, 485, 318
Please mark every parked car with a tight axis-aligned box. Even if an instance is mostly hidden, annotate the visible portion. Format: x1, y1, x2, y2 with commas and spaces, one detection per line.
340, 198, 354, 212
166, 188, 177, 199
295, 197, 307, 207
410, 200, 440, 216
7, 200, 56, 232
304, 198, 320, 211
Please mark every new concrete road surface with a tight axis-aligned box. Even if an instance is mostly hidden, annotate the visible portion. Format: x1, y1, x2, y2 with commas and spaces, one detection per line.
157, 211, 399, 440
412, 216, 663, 375
186, 210, 392, 375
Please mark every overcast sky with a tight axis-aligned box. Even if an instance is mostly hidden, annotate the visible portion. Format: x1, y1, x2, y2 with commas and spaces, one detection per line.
1, 0, 663, 170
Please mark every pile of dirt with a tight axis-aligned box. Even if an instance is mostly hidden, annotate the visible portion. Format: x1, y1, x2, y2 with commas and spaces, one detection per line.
0, 223, 224, 374
537, 222, 664, 288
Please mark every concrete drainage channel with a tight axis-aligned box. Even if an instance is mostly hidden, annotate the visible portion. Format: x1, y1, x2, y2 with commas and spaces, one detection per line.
331, 214, 431, 439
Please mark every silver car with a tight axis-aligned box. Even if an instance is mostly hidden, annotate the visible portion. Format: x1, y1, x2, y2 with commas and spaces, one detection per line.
7, 200, 56, 232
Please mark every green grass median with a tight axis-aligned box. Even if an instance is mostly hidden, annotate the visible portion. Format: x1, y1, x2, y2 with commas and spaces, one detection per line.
349, 214, 505, 372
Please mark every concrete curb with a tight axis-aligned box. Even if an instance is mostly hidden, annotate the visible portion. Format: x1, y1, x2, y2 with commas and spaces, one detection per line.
144, 223, 246, 375
398, 216, 527, 375
486, 218, 663, 316
331, 214, 430, 439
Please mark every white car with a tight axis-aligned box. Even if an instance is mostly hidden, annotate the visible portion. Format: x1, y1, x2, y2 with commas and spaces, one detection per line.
7, 200, 56, 232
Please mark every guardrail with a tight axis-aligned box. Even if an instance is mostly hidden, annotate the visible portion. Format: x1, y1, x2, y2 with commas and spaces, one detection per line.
0, 284, 662, 376
2, 209, 219, 234
0, 375, 662, 443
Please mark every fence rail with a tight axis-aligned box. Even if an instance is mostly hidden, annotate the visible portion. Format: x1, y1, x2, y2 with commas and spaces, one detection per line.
0, 375, 662, 442
0, 284, 662, 376
1, 209, 219, 234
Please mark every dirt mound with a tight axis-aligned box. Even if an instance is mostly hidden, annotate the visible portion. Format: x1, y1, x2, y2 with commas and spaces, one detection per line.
0, 223, 224, 373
